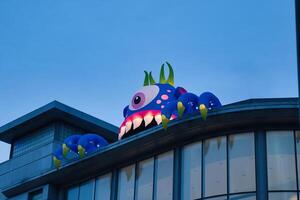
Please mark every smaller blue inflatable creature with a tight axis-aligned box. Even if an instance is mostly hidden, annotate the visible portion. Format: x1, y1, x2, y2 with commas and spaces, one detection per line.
119, 62, 222, 139
53, 133, 108, 168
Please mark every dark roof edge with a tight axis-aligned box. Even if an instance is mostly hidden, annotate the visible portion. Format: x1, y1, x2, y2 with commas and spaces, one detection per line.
0, 101, 118, 143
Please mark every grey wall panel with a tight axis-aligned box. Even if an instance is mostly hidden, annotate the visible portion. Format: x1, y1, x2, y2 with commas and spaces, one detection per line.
12, 125, 55, 158
10, 143, 53, 171
0, 161, 11, 176
0, 155, 53, 190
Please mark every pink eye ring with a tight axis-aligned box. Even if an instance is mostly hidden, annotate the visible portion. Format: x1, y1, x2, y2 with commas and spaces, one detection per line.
131, 92, 146, 109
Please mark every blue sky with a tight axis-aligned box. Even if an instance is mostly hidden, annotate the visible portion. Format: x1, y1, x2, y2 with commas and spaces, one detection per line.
0, 0, 297, 163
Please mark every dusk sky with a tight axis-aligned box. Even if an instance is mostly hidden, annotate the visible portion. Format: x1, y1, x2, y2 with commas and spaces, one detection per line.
0, 0, 297, 163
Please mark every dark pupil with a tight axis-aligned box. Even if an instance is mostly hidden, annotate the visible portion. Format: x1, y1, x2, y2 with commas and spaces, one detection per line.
134, 96, 141, 104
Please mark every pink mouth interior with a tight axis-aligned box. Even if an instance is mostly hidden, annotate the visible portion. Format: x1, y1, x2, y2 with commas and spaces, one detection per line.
120, 110, 162, 128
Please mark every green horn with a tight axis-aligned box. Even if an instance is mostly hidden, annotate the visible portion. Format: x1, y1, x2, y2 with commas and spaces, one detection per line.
149, 72, 156, 85
159, 64, 167, 84
165, 62, 174, 86
143, 71, 149, 86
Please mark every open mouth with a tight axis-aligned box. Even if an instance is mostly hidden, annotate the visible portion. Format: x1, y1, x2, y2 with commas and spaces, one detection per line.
119, 110, 176, 139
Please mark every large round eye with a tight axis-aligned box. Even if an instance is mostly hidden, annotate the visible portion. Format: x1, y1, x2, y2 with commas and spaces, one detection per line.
129, 85, 159, 110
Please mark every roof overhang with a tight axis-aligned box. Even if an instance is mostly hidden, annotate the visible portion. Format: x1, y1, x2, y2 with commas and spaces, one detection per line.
0, 101, 119, 143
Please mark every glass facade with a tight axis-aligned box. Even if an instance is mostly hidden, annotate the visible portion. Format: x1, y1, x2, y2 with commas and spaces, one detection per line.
267, 131, 297, 190
118, 165, 135, 200
181, 142, 202, 200
28, 190, 43, 200
66, 173, 111, 200
79, 180, 95, 200
266, 131, 300, 199
65, 131, 300, 200
204, 136, 227, 197
95, 173, 111, 200
136, 158, 154, 200
228, 133, 256, 193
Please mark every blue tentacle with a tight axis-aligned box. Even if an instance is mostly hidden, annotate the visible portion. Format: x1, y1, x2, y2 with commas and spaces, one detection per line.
77, 134, 109, 157
53, 146, 63, 167
62, 134, 81, 157
198, 92, 222, 110
177, 92, 200, 115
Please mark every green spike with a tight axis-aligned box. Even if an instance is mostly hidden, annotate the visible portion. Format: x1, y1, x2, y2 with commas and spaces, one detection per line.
143, 71, 149, 86
149, 72, 156, 85
162, 115, 170, 130
177, 101, 185, 118
53, 156, 61, 168
199, 104, 208, 120
62, 143, 69, 158
78, 145, 86, 158
159, 64, 167, 84
165, 62, 174, 86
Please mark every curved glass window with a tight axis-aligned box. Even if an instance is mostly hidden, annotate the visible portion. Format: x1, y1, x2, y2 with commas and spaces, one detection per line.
229, 193, 256, 200
67, 186, 79, 200
136, 158, 154, 200
205, 195, 227, 200
267, 131, 297, 190
229, 133, 256, 193
203, 136, 227, 197
95, 173, 111, 200
155, 151, 174, 200
181, 141, 202, 200
296, 131, 300, 185
78, 180, 95, 200
268, 192, 298, 200
117, 164, 136, 200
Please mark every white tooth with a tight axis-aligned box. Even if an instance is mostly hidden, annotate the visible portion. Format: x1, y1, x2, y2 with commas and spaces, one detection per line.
144, 115, 154, 127
119, 126, 126, 140
133, 118, 143, 130
125, 121, 132, 133
155, 115, 162, 125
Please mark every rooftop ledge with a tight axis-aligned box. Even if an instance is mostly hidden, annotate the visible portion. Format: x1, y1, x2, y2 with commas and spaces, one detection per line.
0, 101, 119, 143
1, 97, 300, 197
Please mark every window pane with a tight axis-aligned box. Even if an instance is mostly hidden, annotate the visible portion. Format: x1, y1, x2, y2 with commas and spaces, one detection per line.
118, 164, 135, 200
95, 173, 111, 200
67, 186, 79, 200
268, 192, 298, 200
296, 131, 300, 184
136, 158, 154, 200
267, 131, 297, 190
29, 190, 43, 200
229, 133, 256, 193
155, 151, 174, 200
229, 193, 256, 200
79, 180, 95, 200
181, 141, 202, 200
205, 195, 227, 200
204, 136, 227, 197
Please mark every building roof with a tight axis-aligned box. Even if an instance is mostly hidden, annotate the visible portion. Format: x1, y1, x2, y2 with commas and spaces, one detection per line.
0, 101, 119, 143
1, 97, 299, 197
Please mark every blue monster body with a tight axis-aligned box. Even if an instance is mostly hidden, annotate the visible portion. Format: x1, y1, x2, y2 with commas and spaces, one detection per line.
77, 134, 109, 158
53, 62, 222, 168
53, 133, 109, 168
119, 62, 222, 139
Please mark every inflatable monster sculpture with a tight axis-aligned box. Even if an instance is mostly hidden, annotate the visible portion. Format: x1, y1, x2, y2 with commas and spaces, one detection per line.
53, 133, 108, 167
53, 62, 222, 168
119, 62, 222, 139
